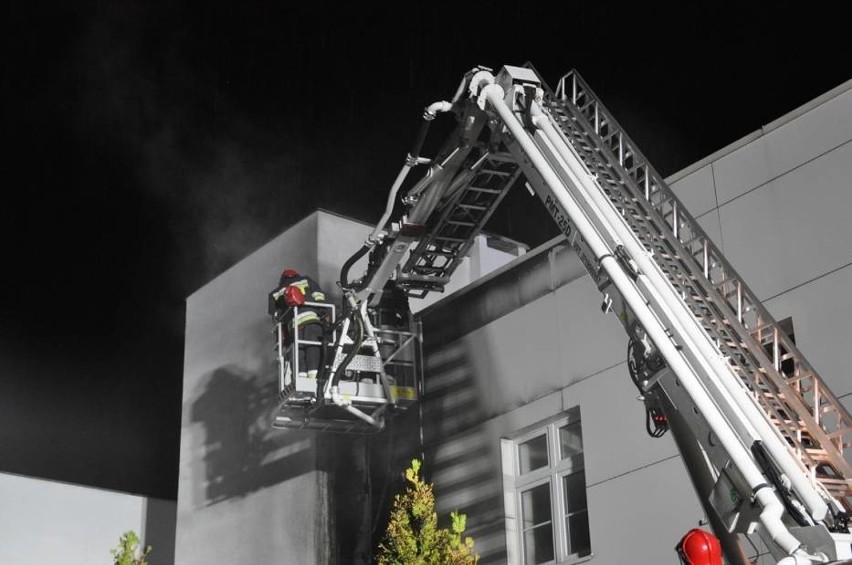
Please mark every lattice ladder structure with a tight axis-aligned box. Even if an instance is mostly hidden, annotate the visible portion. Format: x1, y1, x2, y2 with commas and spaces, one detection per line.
538, 67, 852, 511
401, 152, 521, 298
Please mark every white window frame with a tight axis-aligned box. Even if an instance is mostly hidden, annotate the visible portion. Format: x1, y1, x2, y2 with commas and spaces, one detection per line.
501, 408, 592, 565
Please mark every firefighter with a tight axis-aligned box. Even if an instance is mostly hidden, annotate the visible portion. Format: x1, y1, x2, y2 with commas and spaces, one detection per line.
269, 269, 329, 393
675, 528, 723, 565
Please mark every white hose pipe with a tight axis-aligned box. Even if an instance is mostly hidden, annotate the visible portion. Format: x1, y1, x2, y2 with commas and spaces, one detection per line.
368, 165, 413, 244
532, 106, 829, 522
424, 100, 453, 119
368, 100, 453, 244
481, 83, 808, 559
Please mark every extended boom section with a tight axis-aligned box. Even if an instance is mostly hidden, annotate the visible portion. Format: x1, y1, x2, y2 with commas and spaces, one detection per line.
481, 65, 851, 564
548, 70, 852, 513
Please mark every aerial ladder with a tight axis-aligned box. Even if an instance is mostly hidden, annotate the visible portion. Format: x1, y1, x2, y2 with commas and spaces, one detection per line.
271, 63, 852, 563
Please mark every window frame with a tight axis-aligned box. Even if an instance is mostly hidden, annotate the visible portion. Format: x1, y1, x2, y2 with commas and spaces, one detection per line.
502, 408, 593, 565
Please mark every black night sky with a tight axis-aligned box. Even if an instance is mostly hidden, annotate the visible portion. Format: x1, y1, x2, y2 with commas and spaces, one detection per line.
1, 3, 848, 500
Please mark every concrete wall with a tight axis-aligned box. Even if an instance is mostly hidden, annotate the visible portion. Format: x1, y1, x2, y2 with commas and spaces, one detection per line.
177, 212, 333, 565
0, 472, 175, 565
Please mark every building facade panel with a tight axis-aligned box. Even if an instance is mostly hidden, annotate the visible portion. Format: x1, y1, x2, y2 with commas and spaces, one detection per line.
668, 163, 718, 218
552, 278, 633, 385
718, 140, 852, 300
584, 456, 705, 564
696, 211, 725, 253
763, 88, 852, 184
447, 274, 627, 421
560, 364, 681, 488
762, 263, 852, 399
711, 81, 851, 205
458, 296, 564, 415
709, 135, 771, 205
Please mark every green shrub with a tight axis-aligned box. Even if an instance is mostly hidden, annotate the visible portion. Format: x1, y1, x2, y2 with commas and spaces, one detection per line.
111, 531, 152, 565
377, 459, 478, 565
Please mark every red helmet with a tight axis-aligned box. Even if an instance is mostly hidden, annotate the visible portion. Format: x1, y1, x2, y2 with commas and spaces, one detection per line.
280, 268, 299, 281
676, 529, 722, 565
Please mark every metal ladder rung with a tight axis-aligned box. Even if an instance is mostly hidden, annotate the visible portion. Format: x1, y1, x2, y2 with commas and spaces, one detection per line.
446, 220, 476, 227
827, 427, 852, 439
805, 449, 832, 462
818, 480, 851, 492
457, 203, 488, 211
760, 391, 791, 402
477, 169, 512, 178
816, 478, 849, 485
748, 321, 779, 336
405, 279, 450, 290
769, 417, 802, 427
466, 186, 504, 194
484, 152, 515, 162
682, 233, 708, 249
423, 249, 456, 257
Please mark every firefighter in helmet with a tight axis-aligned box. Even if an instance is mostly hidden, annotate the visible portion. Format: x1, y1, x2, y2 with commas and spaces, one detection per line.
269, 269, 329, 397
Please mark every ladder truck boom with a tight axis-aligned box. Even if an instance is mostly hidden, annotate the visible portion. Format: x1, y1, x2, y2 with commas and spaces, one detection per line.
472, 66, 850, 564
277, 63, 852, 563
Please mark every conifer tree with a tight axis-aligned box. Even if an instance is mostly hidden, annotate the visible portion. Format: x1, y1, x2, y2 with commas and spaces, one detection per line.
377, 459, 478, 565
111, 531, 152, 565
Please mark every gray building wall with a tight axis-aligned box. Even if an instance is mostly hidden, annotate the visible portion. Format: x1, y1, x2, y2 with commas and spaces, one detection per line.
411, 77, 852, 564
0, 471, 176, 565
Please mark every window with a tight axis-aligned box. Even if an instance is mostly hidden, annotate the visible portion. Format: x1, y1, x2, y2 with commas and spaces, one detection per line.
502, 410, 591, 564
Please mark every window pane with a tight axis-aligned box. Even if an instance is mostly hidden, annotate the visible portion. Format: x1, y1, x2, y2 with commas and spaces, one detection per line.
566, 510, 591, 557
521, 483, 552, 528
519, 434, 549, 474
523, 524, 554, 564
563, 471, 588, 513
559, 421, 583, 459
